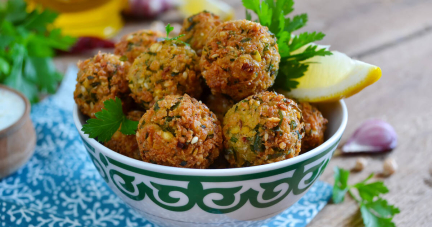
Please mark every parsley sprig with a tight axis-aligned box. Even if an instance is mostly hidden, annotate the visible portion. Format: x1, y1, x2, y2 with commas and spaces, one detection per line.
333, 167, 400, 227
82, 97, 138, 143
0, 0, 76, 103
242, 0, 332, 91
158, 24, 188, 45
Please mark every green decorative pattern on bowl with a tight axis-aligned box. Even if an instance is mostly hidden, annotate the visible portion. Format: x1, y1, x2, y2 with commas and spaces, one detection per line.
74, 100, 347, 227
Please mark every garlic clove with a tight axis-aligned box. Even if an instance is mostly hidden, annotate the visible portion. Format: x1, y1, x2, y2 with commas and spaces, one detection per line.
342, 119, 397, 154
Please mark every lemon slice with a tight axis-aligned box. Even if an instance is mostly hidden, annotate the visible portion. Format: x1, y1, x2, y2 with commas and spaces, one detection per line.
278, 48, 382, 102
177, 0, 235, 21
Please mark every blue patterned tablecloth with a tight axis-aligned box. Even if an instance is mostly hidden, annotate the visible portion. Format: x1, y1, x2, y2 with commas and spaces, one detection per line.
0, 66, 332, 227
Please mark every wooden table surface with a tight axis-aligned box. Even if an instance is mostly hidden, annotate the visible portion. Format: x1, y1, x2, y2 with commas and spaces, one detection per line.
54, 0, 432, 226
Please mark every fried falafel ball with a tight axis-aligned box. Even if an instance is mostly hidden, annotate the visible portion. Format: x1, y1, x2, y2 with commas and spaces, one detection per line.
223, 92, 304, 167
136, 94, 222, 168
299, 102, 328, 153
179, 11, 222, 56
104, 110, 144, 160
74, 52, 130, 118
128, 40, 202, 109
114, 30, 164, 63
204, 93, 235, 121
200, 20, 280, 101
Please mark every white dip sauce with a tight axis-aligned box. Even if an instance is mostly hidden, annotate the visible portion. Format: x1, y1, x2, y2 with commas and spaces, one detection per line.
0, 88, 26, 131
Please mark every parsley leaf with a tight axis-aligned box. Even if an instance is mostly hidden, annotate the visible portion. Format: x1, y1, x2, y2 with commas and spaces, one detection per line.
364, 198, 400, 219
82, 97, 139, 143
165, 23, 174, 37
0, 0, 76, 103
332, 166, 350, 204
159, 23, 188, 45
333, 167, 400, 227
120, 118, 139, 135
361, 199, 400, 227
356, 180, 389, 202
242, 0, 332, 91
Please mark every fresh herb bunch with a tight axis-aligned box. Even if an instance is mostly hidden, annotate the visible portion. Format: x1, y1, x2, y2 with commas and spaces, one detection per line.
82, 97, 138, 143
0, 0, 76, 103
333, 167, 400, 227
243, 0, 332, 91
158, 23, 188, 45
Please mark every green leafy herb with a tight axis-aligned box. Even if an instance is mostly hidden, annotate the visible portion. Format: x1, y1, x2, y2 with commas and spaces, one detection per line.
290, 120, 297, 130
159, 23, 189, 45
333, 167, 400, 227
186, 22, 197, 32
170, 101, 181, 110
278, 110, 284, 127
242, 0, 332, 91
252, 134, 264, 153
0, 0, 76, 102
82, 97, 139, 143
165, 23, 174, 37
154, 101, 160, 111
241, 38, 251, 43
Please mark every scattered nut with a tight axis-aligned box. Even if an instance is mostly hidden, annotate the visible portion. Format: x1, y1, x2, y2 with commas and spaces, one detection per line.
352, 158, 368, 172
191, 136, 199, 144
383, 157, 397, 177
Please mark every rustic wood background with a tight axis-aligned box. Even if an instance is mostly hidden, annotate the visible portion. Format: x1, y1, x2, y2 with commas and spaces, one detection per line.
54, 0, 432, 226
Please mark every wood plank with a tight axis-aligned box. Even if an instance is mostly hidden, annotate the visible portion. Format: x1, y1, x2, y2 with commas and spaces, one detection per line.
232, 0, 432, 56
308, 30, 432, 227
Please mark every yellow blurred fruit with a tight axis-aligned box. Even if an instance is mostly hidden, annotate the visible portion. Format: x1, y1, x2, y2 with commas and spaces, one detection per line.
28, 0, 125, 39
178, 0, 234, 21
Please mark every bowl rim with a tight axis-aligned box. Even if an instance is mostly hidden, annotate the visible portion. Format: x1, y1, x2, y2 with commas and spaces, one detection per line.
73, 100, 347, 177
0, 85, 31, 138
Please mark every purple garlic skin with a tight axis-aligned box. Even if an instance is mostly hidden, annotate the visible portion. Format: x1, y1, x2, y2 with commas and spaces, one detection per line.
342, 119, 397, 154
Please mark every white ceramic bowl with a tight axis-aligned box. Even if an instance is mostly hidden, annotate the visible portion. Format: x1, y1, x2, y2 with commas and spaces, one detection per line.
73, 100, 347, 227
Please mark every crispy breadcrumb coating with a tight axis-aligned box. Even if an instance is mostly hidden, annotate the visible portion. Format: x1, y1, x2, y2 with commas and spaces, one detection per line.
200, 20, 280, 101
115, 30, 164, 63
223, 91, 304, 167
299, 102, 328, 153
128, 40, 202, 109
204, 93, 235, 121
74, 52, 130, 118
179, 11, 222, 56
136, 94, 222, 168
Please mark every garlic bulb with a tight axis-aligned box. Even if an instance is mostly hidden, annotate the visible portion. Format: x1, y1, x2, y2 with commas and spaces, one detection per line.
342, 119, 397, 154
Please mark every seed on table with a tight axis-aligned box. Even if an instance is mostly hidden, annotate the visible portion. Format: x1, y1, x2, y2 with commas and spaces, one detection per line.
352, 157, 368, 171
383, 157, 397, 177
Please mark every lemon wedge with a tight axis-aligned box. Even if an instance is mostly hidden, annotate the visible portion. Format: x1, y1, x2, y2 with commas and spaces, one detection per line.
177, 0, 235, 21
279, 48, 382, 102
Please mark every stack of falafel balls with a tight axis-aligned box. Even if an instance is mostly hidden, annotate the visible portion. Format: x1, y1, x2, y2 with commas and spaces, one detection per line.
73, 11, 328, 169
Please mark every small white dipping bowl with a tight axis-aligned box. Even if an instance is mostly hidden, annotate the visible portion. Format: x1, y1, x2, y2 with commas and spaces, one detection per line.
73, 100, 347, 227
